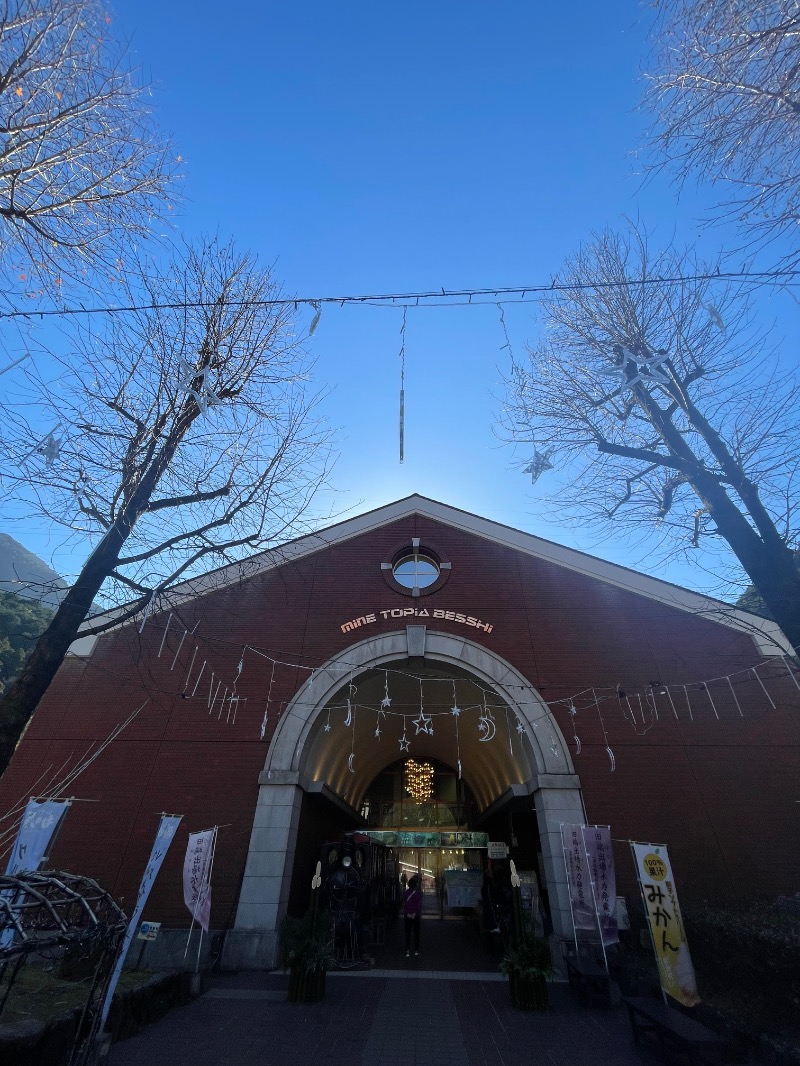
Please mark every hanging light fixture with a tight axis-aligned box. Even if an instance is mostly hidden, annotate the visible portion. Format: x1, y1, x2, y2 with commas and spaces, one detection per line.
405, 759, 434, 801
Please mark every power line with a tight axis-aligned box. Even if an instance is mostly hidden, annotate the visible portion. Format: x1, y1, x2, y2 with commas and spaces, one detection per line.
1, 267, 798, 321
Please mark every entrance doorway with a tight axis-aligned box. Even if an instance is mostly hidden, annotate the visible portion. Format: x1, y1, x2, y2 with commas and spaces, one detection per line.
397, 846, 483, 916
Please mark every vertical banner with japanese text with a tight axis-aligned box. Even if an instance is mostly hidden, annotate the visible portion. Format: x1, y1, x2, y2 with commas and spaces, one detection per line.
100, 814, 182, 1029
582, 825, 619, 945
631, 842, 700, 1007
182, 829, 215, 931
560, 824, 595, 932
5, 798, 71, 874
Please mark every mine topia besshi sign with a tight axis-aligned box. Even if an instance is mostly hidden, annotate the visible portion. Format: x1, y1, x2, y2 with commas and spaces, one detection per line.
340, 609, 494, 634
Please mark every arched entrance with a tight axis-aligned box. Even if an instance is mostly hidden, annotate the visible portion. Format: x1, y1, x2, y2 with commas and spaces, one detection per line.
225, 629, 585, 968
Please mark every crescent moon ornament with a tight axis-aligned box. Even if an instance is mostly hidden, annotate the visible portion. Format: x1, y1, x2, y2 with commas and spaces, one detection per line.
348, 752, 355, 773
478, 715, 496, 742
344, 700, 352, 727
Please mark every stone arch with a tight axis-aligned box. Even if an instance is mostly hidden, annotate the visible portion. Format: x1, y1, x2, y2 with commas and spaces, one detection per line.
226, 629, 585, 968
265, 629, 576, 790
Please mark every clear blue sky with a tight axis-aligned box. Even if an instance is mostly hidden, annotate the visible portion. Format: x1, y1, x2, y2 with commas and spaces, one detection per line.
4, 1, 797, 597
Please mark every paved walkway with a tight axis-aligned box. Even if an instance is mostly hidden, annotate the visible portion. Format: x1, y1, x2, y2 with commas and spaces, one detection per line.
105, 919, 766, 1066
108, 970, 649, 1066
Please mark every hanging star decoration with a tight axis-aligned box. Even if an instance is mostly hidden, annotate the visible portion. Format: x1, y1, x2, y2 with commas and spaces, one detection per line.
413, 710, 433, 735
380, 676, 391, 711
323, 709, 331, 733
177, 359, 221, 416
706, 304, 725, 332
399, 731, 410, 752
568, 702, 577, 717
35, 432, 62, 466
515, 717, 526, 736
450, 703, 461, 716
523, 449, 553, 485
601, 345, 670, 393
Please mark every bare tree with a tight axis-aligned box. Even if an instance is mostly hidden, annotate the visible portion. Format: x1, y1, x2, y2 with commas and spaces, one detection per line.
0, 0, 176, 287
642, 0, 800, 263
0, 237, 332, 770
501, 224, 800, 650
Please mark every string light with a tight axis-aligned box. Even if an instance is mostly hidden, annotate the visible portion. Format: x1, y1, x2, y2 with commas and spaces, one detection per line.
404, 759, 434, 801
2, 267, 797, 321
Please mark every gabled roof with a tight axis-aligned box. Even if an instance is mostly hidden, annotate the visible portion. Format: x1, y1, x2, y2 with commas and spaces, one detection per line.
73, 494, 789, 656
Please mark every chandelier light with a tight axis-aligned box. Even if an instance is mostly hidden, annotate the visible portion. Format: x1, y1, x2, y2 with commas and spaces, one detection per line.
405, 759, 434, 801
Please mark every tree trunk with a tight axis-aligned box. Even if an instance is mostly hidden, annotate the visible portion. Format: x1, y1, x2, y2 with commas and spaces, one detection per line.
724, 534, 800, 654
0, 536, 123, 774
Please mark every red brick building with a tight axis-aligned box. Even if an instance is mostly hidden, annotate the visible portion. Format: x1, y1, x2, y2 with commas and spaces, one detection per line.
1, 496, 797, 967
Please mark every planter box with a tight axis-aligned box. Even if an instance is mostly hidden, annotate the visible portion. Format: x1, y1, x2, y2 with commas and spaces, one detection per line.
288, 966, 326, 1004
508, 972, 549, 1011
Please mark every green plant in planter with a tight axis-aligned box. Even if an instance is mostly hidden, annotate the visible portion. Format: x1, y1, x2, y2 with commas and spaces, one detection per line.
500, 860, 552, 1011
280, 862, 333, 1004
279, 913, 333, 1003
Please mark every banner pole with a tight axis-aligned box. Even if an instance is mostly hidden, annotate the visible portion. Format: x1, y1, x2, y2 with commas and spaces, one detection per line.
629, 842, 667, 1006
559, 822, 580, 961
196, 826, 219, 974
581, 826, 609, 974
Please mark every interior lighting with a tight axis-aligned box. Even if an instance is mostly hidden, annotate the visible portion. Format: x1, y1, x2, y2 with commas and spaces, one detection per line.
405, 759, 435, 801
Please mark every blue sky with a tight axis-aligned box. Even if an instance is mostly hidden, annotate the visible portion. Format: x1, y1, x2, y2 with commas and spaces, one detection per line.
3, 1, 797, 596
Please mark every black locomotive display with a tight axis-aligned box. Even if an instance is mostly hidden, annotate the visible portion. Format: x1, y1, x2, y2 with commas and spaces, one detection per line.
319, 832, 398, 964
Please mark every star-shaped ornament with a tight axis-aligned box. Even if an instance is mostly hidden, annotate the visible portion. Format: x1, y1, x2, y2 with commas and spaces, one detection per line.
523, 450, 553, 485
413, 711, 433, 735
323, 722, 331, 733
380, 695, 392, 710
602, 346, 670, 394
399, 733, 410, 752
36, 432, 62, 466
568, 703, 577, 717
450, 704, 461, 716
515, 718, 526, 735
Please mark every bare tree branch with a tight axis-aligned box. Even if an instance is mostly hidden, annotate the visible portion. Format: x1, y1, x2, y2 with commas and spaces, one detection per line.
642, 0, 800, 264
0, 236, 334, 770
501, 223, 800, 649
0, 0, 178, 289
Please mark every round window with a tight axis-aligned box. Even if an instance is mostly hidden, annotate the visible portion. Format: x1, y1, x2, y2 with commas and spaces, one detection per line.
392, 551, 440, 591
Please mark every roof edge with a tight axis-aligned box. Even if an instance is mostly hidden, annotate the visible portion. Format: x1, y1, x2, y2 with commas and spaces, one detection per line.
74, 494, 791, 656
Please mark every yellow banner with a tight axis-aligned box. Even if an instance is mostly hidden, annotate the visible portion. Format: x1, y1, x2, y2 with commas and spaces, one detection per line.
631, 843, 700, 1007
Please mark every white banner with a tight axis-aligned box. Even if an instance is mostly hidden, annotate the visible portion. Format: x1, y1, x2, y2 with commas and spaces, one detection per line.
100, 814, 182, 1029
5, 798, 71, 874
183, 829, 214, 932
561, 824, 595, 932
581, 825, 619, 945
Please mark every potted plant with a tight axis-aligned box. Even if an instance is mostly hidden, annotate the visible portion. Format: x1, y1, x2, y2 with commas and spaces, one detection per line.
500, 934, 552, 1010
500, 860, 552, 1011
279, 861, 332, 1004
280, 913, 333, 1003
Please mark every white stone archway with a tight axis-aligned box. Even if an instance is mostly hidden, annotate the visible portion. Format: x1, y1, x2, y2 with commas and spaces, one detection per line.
224, 629, 586, 968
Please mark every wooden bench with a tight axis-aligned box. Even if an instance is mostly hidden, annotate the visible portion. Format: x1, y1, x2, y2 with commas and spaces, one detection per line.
623, 996, 728, 1065
564, 956, 614, 1008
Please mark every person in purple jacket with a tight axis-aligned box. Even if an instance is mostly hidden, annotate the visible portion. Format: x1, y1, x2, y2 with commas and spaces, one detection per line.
403, 875, 422, 957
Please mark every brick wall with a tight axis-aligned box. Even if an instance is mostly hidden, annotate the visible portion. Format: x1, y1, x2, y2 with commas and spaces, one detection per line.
1, 513, 797, 926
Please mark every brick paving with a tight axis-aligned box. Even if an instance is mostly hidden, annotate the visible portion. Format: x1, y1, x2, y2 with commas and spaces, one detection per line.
105, 919, 766, 1066
108, 970, 653, 1066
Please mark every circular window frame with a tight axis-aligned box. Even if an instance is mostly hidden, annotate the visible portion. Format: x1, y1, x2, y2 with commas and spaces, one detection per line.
381, 539, 451, 597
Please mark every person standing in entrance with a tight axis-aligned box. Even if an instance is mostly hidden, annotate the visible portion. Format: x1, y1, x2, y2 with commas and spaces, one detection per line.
403, 875, 422, 958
